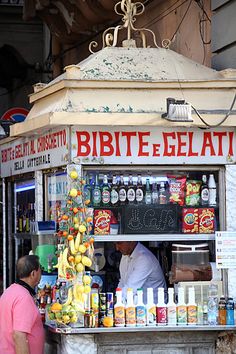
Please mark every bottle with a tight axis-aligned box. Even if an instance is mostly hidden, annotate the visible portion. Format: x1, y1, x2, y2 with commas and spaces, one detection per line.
127, 174, 136, 204
92, 174, 101, 207
200, 174, 209, 206
110, 175, 119, 207
101, 174, 110, 207
45, 295, 52, 324
197, 303, 204, 325
25, 204, 30, 232
167, 288, 177, 326
187, 287, 197, 325
114, 288, 125, 327
159, 182, 167, 204
125, 288, 136, 327
177, 287, 187, 325
119, 175, 127, 205
17, 205, 23, 233
203, 301, 208, 325
218, 296, 226, 325
226, 297, 235, 325
39, 295, 46, 323
145, 178, 152, 205
207, 283, 218, 325
136, 288, 146, 327
136, 174, 144, 204
146, 288, 156, 326
208, 174, 217, 206
83, 174, 92, 206
152, 179, 159, 204
156, 287, 167, 325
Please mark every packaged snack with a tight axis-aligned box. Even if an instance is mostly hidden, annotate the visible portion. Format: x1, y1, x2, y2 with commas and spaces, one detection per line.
94, 210, 111, 235
199, 208, 215, 233
185, 180, 201, 206
182, 208, 199, 233
168, 175, 186, 206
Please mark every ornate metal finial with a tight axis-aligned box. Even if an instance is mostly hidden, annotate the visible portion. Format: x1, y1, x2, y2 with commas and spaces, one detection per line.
89, 0, 159, 53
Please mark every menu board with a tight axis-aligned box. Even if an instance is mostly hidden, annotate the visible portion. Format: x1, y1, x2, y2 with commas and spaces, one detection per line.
216, 231, 236, 269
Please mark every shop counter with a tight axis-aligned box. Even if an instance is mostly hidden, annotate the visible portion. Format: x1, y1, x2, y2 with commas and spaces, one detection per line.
45, 324, 236, 354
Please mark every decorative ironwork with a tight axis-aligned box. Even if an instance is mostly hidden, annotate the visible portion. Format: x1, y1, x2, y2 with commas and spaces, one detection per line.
89, 0, 159, 53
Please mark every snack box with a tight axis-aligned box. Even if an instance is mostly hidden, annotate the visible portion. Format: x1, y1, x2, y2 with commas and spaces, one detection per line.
94, 210, 111, 235
199, 208, 215, 234
182, 208, 199, 233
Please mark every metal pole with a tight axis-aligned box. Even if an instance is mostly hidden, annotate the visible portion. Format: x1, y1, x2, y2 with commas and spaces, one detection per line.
2, 178, 6, 290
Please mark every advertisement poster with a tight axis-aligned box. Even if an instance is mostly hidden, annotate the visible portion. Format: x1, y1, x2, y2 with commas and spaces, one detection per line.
216, 231, 236, 269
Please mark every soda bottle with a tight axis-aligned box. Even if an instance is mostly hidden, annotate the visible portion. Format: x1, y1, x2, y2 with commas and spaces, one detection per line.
200, 174, 209, 206
226, 297, 235, 325
208, 174, 217, 206
218, 296, 226, 325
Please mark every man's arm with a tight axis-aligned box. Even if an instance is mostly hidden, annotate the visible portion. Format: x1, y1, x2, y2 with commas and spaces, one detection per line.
13, 331, 30, 354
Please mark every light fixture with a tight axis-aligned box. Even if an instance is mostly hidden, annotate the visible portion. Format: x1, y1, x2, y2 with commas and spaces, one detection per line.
0, 120, 14, 139
162, 97, 193, 122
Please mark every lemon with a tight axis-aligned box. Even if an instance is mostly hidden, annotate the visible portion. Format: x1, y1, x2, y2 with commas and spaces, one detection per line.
70, 171, 78, 180
79, 224, 86, 233
70, 315, 78, 323
69, 188, 78, 197
78, 244, 87, 254
83, 275, 91, 285
84, 285, 91, 294
62, 315, 70, 324
76, 263, 84, 273
74, 254, 82, 264
81, 256, 92, 268
77, 284, 85, 293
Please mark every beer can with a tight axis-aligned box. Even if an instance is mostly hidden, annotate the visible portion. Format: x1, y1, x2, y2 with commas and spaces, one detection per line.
106, 292, 114, 312
99, 293, 106, 311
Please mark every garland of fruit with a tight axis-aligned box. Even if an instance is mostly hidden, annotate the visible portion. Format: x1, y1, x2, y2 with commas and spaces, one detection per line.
47, 165, 94, 326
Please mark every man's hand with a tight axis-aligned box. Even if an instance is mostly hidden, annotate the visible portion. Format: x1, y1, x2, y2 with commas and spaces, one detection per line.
13, 331, 30, 354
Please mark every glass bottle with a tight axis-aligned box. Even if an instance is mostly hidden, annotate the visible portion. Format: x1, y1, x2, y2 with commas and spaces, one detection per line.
159, 182, 167, 204
39, 295, 46, 323
110, 175, 119, 207
92, 174, 101, 207
127, 174, 136, 204
152, 179, 159, 204
200, 174, 209, 206
136, 174, 144, 204
145, 178, 152, 205
119, 175, 127, 206
83, 174, 92, 206
101, 174, 110, 207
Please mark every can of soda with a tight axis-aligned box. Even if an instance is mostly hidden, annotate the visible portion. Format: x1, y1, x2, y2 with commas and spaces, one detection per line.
106, 292, 114, 312
99, 293, 106, 312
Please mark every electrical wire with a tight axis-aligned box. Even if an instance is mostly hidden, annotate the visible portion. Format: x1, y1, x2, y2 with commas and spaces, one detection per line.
191, 93, 236, 128
170, 0, 193, 42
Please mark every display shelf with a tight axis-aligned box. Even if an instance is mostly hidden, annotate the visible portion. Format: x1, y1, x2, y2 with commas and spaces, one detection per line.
94, 233, 215, 242
47, 324, 236, 334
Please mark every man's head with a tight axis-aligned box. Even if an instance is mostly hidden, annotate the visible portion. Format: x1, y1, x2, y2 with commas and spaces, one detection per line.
16, 255, 41, 287
115, 241, 137, 256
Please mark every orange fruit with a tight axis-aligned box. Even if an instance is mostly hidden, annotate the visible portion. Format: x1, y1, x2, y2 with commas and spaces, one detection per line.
103, 316, 113, 327
51, 302, 62, 313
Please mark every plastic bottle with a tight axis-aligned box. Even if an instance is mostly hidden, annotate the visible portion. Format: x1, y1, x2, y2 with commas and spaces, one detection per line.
207, 283, 218, 325
146, 288, 156, 326
226, 297, 235, 325
187, 287, 197, 325
156, 287, 167, 325
208, 174, 217, 206
136, 288, 146, 327
125, 288, 136, 327
197, 302, 203, 325
167, 288, 177, 326
114, 288, 125, 327
218, 296, 226, 325
177, 287, 187, 325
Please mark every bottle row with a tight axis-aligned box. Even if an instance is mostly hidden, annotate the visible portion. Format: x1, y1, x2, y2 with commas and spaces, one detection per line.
16, 203, 35, 233
83, 173, 217, 208
45, 284, 235, 328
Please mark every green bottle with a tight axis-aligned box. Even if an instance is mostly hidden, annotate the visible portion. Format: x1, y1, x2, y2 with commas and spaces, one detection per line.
92, 174, 101, 207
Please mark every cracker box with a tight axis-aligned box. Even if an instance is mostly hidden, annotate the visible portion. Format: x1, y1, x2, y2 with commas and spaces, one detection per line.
199, 208, 215, 234
182, 208, 199, 233
94, 209, 111, 235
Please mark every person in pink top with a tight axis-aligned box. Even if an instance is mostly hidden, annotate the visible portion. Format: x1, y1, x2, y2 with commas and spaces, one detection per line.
0, 255, 45, 354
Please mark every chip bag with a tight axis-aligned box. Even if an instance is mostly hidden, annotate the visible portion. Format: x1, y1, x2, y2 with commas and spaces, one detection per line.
185, 180, 201, 206
168, 175, 186, 206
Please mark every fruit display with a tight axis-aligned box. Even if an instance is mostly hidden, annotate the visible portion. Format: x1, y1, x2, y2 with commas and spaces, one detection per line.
48, 165, 94, 326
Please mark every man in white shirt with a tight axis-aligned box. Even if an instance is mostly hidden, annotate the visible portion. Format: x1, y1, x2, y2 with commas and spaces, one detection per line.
115, 241, 166, 304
